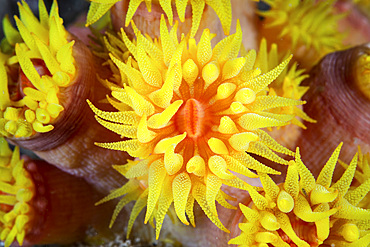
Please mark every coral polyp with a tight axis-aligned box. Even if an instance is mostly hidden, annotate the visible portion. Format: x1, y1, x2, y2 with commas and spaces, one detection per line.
229, 144, 370, 247
89, 14, 312, 238
0, 138, 34, 247
254, 38, 315, 129
0, 0, 75, 137
340, 146, 370, 209
259, 0, 346, 66
0, 137, 114, 247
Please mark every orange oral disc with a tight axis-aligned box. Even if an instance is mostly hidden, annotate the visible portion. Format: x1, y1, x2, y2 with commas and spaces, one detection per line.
175, 98, 208, 139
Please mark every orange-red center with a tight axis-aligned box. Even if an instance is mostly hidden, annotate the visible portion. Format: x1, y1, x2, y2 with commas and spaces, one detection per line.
175, 98, 211, 139
11, 59, 50, 101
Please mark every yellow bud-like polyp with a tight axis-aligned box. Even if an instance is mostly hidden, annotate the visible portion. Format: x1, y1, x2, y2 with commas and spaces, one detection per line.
235, 88, 256, 105
32, 121, 53, 133
5, 121, 17, 135
218, 116, 238, 134
277, 190, 294, 213
222, 57, 246, 80
46, 103, 64, 118
208, 137, 229, 154
90, 17, 313, 239
23, 97, 38, 110
255, 231, 278, 243
164, 146, 184, 175
202, 62, 220, 87
339, 223, 360, 242
4, 107, 20, 121
230, 102, 248, 114
25, 110, 36, 123
138, 115, 157, 143
52, 71, 71, 87
0, 139, 35, 247
183, 59, 199, 86
310, 184, 338, 205
260, 211, 280, 231
36, 108, 51, 124
216, 83, 237, 100
153, 133, 187, 154
228, 132, 259, 152
147, 100, 183, 129
208, 155, 234, 180
186, 156, 206, 176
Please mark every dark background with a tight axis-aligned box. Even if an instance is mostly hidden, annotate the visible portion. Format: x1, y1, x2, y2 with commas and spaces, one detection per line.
0, 0, 90, 39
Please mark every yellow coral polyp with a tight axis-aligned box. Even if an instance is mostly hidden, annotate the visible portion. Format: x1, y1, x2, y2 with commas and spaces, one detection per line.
0, 0, 75, 138
86, 0, 232, 37
0, 138, 35, 247
230, 143, 370, 247
90, 16, 308, 238
259, 0, 345, 63
340, 146, 370, 210
254, 38, 316, 129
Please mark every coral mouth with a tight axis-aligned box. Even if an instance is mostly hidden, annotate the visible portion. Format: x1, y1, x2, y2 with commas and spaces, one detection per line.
175, 98, 211, 139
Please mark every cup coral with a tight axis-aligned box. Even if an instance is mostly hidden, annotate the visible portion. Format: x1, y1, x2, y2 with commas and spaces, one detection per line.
254, 38, 316, 129
0, 0, 133, 195
0, 138, 112, 247
340, 146, 370, 209
0, 138, 35, 246
229, 143, 370, 246
88, 13, 314, 238
0, 0, 76, 137
258, 0, 346, 66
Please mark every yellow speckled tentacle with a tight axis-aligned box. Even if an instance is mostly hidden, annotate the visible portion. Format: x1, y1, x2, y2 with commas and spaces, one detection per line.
0, 138, 35, 247
231, 145, 370, 246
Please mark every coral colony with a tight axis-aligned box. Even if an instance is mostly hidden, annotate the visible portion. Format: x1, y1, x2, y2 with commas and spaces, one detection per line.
0, 0, 369, 246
